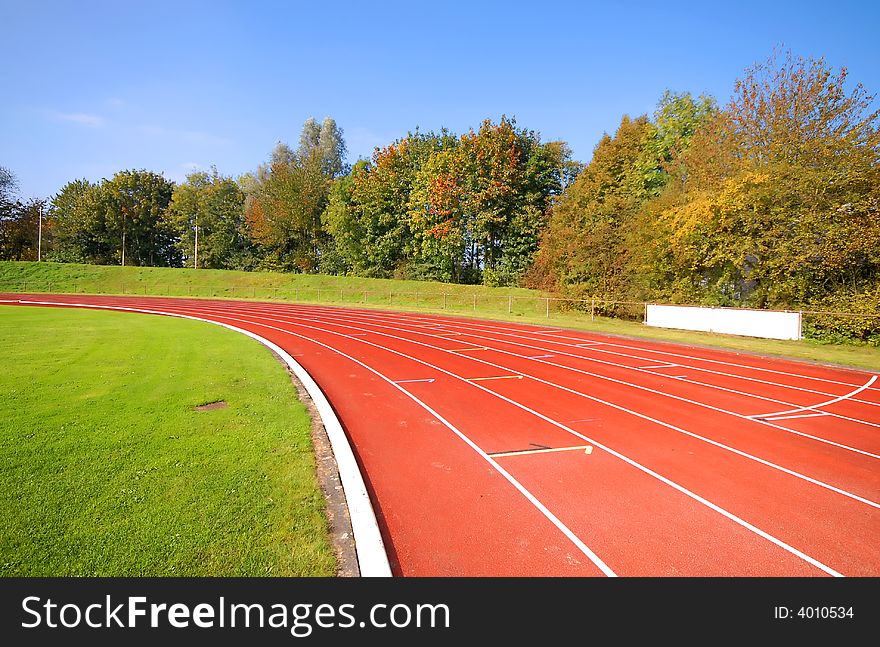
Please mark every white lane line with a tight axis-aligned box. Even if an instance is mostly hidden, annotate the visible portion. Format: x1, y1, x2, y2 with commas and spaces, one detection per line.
217, 312, 838, 577
367, 310, 880, 433
164, 303, 854, 575
467, 375, 523, 382
261, 307, 880, 494
122, 300, 869, 575
490, 445, 593, 458
576, 342, 604, 347
15, 298, 392, 577
273, 307, 880, 457
751, 376, 878, 420
175, 314, 618, 576
393, 378, 436, 384
528, 354, 556, 359
378, 312, 880, 405
21, 298, 617, 577
767, 412, 830, 422
284, 304, 880, 413
141, 302, 880, 459
641, 363, 678, 370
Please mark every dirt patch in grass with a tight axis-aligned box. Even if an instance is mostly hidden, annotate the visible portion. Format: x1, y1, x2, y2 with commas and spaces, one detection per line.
195, 400, 228, 411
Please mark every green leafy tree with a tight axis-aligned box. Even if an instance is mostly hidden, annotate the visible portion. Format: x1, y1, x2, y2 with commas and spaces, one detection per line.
653, 52, 880, 307
245, 118, 349, 272
405, 118, 567, 284
49, 179, 113, 263
532, 91, 716, 298
168, 169, 250, 269
299, 117, 349, 178
0, 166, 17, 209
325, 130, 455, 277
0, 198, 46, 261
101, 170, 179, 267
532, 115, 656, 297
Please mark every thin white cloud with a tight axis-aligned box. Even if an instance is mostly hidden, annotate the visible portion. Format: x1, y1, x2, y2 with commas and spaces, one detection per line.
50, 111, 106, 127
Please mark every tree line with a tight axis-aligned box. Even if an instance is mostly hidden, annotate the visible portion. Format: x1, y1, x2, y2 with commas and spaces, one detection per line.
2, 51, 878, 325
532, 52, 880, 320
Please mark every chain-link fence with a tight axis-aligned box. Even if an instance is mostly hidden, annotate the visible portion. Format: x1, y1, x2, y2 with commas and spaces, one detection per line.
3, 280, 878, 343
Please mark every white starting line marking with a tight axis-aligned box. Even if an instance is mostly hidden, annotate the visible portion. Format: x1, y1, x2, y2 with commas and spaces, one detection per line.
467, 375, 524, 382
491, 444, 593, 458
766, 412, 830, 421
752, 375, 878, 420
393, 378, 436, 384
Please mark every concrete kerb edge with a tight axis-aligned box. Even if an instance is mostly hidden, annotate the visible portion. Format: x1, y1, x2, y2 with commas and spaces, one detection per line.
15, 298, 393, 578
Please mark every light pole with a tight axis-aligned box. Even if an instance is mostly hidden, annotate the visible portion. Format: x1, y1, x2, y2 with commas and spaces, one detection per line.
37, 202, 42, 261
194, 216, 199, 269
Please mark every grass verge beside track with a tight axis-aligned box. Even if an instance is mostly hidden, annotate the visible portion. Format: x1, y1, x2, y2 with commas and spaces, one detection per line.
2, 261, 879, 371
0, 305, 337, 576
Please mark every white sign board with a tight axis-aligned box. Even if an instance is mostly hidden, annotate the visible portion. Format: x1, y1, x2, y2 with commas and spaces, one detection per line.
645, 304, 802, 341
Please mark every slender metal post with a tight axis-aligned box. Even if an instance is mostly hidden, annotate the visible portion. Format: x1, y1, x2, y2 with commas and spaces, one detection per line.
37, 203, 42, 261
546, 297, 550, 318
194, 217, 199, 269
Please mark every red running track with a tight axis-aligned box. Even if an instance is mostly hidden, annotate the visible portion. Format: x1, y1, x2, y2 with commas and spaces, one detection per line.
4, 294, 879, 577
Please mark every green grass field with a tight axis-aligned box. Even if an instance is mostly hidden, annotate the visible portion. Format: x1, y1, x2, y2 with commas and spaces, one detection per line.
0, 305, 337, 576
2, 260, 879, 371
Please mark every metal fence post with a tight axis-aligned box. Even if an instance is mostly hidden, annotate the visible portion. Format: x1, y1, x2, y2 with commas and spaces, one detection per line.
473, 294, 477, 311
508, 295, 512, 313
591, 299, 595, 322
546, 297, 550, 318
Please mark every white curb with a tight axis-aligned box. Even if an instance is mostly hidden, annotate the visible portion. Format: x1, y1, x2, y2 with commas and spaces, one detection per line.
15, 298, 393, 577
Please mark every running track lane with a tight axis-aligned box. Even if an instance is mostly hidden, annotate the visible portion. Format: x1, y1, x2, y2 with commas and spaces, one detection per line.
4, 294, 879, 577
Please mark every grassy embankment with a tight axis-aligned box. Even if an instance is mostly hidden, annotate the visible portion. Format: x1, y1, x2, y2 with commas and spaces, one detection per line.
0, 305, 337, 576
2, 260, 879, 371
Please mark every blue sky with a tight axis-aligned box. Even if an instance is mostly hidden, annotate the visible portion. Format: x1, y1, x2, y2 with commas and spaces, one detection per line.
2, 0, 878, 199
